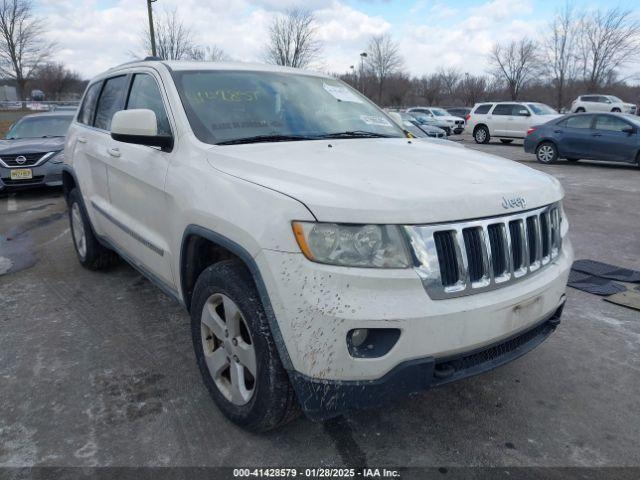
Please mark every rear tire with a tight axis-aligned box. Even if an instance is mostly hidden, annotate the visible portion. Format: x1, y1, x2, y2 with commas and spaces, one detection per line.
536, 142, 558, 164
68, 189, 119, 270
191, 259, 300, 432
575, 107, 586, 113
611, 108, 621, 113
474, 125, 490, 144
500, 139, 513, 144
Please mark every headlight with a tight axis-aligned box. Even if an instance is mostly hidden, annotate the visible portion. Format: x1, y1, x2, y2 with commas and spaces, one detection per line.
49, 151, 64, 164
292, 222, 412, 268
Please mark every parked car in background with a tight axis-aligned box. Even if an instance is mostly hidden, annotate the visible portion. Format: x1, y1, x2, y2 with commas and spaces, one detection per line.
52, 105, 79, 112
571, 95, 636, 115
406, 107, 465, 135
443, 107, 471, 119
466, 102, 561, 144
524, 113, 640, 166
63, 59, 571, 431
0, 112, 74, 191
388, 112, 447, 138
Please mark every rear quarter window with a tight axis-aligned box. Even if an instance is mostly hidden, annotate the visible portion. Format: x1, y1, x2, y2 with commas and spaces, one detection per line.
473, 104, 492, 114
78, 82, 102, 125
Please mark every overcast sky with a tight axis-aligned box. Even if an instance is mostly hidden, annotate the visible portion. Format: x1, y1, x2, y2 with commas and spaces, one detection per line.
38, 0, 633, 80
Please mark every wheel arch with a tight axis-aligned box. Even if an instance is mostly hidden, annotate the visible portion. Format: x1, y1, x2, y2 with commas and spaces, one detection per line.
179, 225, 294, 370
61, 166, 78, 203
473, 123, 488, 134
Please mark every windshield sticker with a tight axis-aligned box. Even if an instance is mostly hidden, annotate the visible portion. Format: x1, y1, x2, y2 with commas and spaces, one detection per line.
360, 115, 393, 127
323, 83, 363, 103
187, 90, 259, 105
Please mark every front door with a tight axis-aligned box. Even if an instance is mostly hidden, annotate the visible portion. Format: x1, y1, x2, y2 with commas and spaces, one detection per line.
103, 71, 176, 286
591, 115, 638, 162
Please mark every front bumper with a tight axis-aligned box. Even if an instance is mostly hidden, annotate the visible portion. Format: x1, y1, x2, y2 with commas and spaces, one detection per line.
293, 304, 563, 420
0, 162, 63, 191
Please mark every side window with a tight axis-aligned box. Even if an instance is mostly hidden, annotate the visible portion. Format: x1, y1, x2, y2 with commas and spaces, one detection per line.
474, 104, 492, 114
594, 115, 630, 132
78, 82, 102, 125
563, 115, 593, 129
597, 96, 610, 104
126, 74, 171, 136
492, 104, 513, 115
581, 96, 596, 102
94, 75, 128, 131
513, 105, 530, 116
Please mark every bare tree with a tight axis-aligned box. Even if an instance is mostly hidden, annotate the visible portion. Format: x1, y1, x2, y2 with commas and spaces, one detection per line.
265, 8, 321, 69
190, 45, 230, 62
142, 8, 197, 60
0, 0, 54, 103
577, 7, 640, 91
413, 73, 443, 105
544, 3, 580, 109
32, 62, 82, 100
437, 67, 461, 102
365, 33, 404, 103
489, 38, 539, 100
458, 74, 488, 106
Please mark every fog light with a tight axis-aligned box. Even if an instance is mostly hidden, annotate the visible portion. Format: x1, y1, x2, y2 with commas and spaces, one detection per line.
350, 329, 369, 348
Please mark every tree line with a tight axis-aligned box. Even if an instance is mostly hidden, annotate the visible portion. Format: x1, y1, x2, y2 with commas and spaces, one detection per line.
0, 0, 638, 109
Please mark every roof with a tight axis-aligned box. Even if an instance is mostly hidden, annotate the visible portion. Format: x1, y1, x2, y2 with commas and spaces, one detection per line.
105, 59, 330, 79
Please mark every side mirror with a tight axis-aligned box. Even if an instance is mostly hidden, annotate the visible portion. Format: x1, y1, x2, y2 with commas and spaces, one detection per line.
622, 126, 636, 135
111, 109, 173, 150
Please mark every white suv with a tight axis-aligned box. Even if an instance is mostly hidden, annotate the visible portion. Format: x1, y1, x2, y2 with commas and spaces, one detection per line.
63, 60, 572, 431
467, 102, 561, 144
571, 95, 636, 115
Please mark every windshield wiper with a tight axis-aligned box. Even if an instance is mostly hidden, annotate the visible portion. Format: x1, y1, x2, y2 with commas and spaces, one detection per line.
316, 131, 395, 139
216, 134, 319, 145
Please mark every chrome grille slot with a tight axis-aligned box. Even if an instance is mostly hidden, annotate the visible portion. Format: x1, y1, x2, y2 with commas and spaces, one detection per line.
0, 152, 49, 168
433, 231, 459, 287
405, 202, 564, 299
462, 227, 485, 283
487, 224, 508, 278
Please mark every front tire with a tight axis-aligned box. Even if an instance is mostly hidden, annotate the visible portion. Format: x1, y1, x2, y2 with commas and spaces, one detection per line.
611, 108, 621, 113
191, 260, 299, 432
575, 107, 586, 113
474, 125, 490, 144
536, 142, 558, 164
68, 189, 119, 270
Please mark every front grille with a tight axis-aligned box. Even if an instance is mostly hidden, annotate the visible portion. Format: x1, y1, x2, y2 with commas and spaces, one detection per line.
405, 203, 563, 299
0, 152, 49, 168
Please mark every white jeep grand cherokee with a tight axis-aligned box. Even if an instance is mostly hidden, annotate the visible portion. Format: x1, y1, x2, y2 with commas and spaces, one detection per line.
62, 60, 572, 431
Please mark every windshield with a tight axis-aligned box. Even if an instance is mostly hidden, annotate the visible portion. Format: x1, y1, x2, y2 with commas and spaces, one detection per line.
430, 108, 449, 117
527, 103, 558, 115
172, 70, 404, 145
6, 116, 73, 139
410, 113, 435, 124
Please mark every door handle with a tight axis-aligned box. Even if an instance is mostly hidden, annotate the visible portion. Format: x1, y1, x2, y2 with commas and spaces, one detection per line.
107, 147, 121, 158
77, 137, 87, 144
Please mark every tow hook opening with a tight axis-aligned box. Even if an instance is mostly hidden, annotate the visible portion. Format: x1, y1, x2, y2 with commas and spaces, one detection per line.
433, 363, 455, 379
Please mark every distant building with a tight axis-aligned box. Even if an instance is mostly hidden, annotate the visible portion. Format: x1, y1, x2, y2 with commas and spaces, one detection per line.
0, 85, 17, 102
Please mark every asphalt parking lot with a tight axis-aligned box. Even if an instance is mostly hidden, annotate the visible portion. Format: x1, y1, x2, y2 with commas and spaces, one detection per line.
1, 135, 639, 470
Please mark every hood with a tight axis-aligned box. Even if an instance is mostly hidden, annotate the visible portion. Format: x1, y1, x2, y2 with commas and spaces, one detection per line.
0, 137, 65, 155
207, 138, 563, 224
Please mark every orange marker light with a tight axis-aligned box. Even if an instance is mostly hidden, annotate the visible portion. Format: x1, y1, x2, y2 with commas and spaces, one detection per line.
292, 222, 315, 260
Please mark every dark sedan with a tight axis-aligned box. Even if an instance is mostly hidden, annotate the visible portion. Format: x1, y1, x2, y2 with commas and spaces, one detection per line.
524, 113, 640, 166
0, 112, 74, 191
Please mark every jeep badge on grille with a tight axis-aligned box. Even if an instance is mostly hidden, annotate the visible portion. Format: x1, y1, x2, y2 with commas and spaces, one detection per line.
502, 196, 526, 209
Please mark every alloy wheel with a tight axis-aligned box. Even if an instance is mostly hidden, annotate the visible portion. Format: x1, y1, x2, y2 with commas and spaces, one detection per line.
71, 202, 87, 259
537, 144, 555, 163
475, 128, 487, 143
201, 293, 257, 405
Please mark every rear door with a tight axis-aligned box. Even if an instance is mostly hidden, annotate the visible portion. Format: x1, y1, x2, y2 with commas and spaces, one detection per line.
555, 115, 595, 158
68, 80, 112, 235
591, 115, 638, 162
490, 104, 515, 136
103, 70, 176, 285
